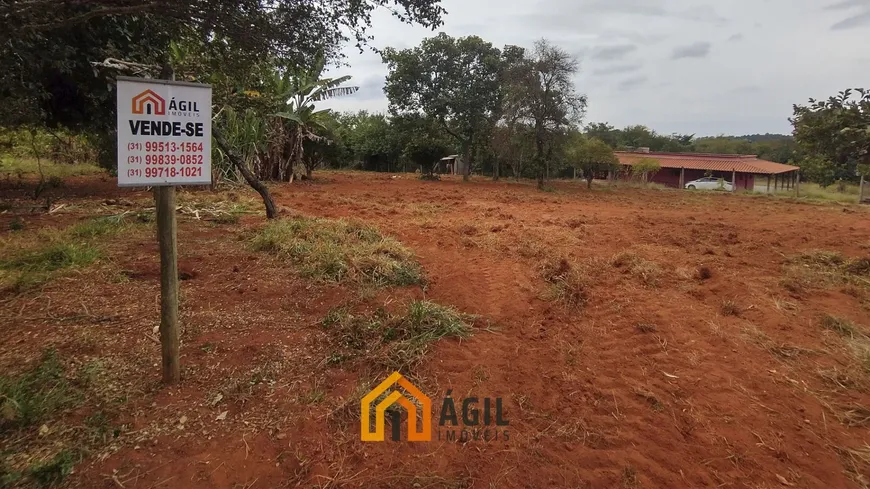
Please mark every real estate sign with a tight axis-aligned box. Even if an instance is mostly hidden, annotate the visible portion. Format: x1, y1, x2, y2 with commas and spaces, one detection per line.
117, 77, 212, 186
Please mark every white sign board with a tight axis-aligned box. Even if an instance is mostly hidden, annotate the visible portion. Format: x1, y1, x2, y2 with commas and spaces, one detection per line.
117, 77, 212, 186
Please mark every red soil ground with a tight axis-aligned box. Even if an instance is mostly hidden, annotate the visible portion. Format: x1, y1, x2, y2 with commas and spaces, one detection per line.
3, 171, 870, 489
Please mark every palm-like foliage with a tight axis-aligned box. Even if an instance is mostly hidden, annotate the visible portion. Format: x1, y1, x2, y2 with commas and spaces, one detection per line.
267, 59, 359, 180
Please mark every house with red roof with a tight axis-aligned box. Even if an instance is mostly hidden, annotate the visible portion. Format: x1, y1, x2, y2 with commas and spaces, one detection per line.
615, 149, 801, 191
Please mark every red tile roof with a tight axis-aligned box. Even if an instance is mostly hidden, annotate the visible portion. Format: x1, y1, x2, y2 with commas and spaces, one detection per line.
615, 151, 800, 175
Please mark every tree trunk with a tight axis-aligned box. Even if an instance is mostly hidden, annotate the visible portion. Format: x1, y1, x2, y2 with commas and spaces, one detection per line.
493, 157, 500, 181
534, 122, 547, 189
463, 133, 474, 182
214, 130, 278, 219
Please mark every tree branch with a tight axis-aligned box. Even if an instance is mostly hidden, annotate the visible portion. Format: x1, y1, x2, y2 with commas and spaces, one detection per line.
214, 129, 278, 219
25, 3, 160, 31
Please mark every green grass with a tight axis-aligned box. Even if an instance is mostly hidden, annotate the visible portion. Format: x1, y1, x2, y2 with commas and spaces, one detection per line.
252, 217, 424, 287
748, 178, 864, 204
68, 214, 130, 239
0, 215, 131, 291
2, 243, 100, 273
0, 350, 81, 430
0, 157, 103, 179
28, 449, 81, 487
321, 300, 473, 373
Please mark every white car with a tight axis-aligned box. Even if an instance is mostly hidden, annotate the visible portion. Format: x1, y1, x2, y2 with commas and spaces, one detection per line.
685, 177, 734, 191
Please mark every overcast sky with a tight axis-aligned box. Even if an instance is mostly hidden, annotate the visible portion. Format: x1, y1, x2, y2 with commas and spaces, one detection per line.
319, 0, 870, 136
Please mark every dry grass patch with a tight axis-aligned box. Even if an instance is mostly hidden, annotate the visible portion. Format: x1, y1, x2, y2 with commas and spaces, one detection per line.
741, 324, 813, 360
836, 404, 870, 427
819, 314, 870, 375
837, 444, 870, 489
782, 250, 870, 293
321, 300, 474, 373
610, 251, 664, 288
252, 217, 424, 287
818, 366, 866, 392
539, 258, 588, 308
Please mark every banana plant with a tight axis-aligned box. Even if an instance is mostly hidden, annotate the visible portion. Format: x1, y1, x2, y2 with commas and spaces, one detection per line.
268, 57, 359, 180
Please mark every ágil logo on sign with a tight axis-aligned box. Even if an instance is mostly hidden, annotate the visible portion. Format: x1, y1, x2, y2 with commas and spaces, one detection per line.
129, 89, 205, 138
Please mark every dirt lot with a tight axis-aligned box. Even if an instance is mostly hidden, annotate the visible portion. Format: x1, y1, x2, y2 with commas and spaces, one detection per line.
2, 171, 870, 489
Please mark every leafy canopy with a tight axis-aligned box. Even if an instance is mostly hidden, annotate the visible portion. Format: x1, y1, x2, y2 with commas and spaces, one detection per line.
0, 0, 446, 130
567, 136, 619, 185
382, 33, 503, 155
791, 88, 870, 182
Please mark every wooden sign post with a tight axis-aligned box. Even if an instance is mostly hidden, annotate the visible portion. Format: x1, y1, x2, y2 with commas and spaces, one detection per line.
117, 75, 212, 384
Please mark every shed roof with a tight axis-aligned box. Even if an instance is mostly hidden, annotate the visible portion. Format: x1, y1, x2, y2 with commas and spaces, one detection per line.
615, 151, 799, 175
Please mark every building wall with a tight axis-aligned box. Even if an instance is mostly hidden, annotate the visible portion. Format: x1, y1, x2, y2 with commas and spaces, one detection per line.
639, 168, 755, 190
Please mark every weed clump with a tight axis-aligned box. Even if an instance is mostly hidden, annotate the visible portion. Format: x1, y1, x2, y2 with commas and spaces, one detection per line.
720, 300, 740, 317
540, 258, 588, 307
252, 217, 424, 287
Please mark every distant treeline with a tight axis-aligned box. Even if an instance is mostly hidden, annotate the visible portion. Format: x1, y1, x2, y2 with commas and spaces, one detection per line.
583, 123, 799, 163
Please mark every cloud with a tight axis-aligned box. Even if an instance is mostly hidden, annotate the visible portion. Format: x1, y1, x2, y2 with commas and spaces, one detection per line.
831, 10, 870, 29
593, 64, 641, 76
522, 0, 726, 33
591, 44, 637, 61
351, 75, 386, 101
617, 76, 649, 91
671, 41, 712, 59
825, 0, 870, 10
321, 0, 870, 136
730, 85, 761, 94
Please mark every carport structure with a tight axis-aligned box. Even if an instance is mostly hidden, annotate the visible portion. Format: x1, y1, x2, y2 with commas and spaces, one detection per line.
615, 150, 801, 192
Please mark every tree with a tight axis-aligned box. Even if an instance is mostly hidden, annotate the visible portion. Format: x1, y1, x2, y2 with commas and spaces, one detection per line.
382, 33, 503, 181
792, 88, 870, 183
271, 61, 359, 180
584, 122, 620, 148
1, 1, 446, 68
568, 136, 619, 188
0, 0, 445, 167
505, 39, 587, 189
393, 114, 455, 175
631, 158, 661, 185
336, 112, 403, 171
